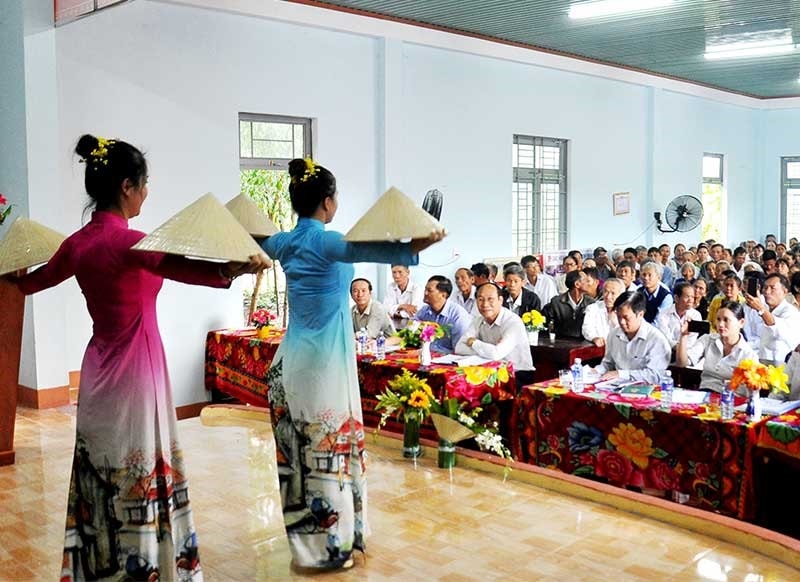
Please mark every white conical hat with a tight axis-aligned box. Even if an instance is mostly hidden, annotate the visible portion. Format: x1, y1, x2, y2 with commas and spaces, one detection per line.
430, 413, 475, 444
131, 193, 263, 262
225, 194, 279, 237
344, 186, 445, 242
0, 217, 66, 276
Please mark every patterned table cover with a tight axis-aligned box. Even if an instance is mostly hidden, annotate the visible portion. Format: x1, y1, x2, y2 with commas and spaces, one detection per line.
517, 380, 762, 519
756, 409, 800, 459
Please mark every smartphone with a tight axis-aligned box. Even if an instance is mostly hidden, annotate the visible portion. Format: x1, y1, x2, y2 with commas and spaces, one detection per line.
746, 277, 759, 296
688, 320, 711, 335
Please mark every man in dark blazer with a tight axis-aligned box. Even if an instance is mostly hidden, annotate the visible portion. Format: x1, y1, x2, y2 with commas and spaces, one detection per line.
544, 270, 595, 339
501, 264, 541, 317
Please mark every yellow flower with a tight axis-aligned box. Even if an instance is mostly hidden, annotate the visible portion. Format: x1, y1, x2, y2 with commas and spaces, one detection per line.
530, 311, 545, 327
767, 364, 789, 394
522, 312, 532, 324
496, 366, 510, 384
420, 381, 434, 398
608, 422, 654, 469
738, 359, 756, 371
463, 366, 491, 385
408, 390, 430, 409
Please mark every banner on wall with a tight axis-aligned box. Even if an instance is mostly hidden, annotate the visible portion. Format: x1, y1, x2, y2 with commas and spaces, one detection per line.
55, 0, 126, 25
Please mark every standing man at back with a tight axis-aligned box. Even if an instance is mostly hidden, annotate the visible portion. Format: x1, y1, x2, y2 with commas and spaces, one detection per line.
384, 264, 424, 330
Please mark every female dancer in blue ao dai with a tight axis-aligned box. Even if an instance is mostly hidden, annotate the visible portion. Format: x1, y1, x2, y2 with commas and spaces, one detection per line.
261, 158, 443, 570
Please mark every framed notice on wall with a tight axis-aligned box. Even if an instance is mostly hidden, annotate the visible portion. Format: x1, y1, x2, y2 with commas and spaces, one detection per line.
613, 192, 630, 216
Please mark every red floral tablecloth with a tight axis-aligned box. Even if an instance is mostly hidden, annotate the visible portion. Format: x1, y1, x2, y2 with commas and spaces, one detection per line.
756, 409, 800, 459
517, 380, 762, 519
204, 328, 284, 406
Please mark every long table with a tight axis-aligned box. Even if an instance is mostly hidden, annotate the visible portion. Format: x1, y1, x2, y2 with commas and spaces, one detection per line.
205, 329, 516, 443
529, 335, 605, 382
517, 380, 760, 519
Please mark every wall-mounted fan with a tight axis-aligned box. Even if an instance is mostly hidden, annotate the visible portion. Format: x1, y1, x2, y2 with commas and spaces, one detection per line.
654, 195, 704, 233
422, 188, 443, 220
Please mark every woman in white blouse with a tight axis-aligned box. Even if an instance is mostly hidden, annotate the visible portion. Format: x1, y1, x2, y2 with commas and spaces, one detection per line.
675, 300, 757, 393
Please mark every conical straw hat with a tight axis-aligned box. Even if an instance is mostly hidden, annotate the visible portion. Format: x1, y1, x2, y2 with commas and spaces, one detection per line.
131, 193, 263, 262
0, 217, 66, 276
225, 194, 279, 237
344, 186, 444, 242
431, 413, 475, 444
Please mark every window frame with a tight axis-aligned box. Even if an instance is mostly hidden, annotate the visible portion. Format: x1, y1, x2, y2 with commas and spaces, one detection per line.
781, 156, 800, 242
238, 113, 312, 170
701, 152, 725, 242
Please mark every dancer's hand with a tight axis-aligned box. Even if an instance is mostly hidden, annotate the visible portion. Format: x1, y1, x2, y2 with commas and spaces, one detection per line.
222, 254, 272, 279
410, 229, 447, 254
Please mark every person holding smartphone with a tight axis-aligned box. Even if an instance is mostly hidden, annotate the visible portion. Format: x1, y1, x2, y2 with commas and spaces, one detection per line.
743, 272, 800, 366
656, 281, 702, 352
676, 301, 757, 393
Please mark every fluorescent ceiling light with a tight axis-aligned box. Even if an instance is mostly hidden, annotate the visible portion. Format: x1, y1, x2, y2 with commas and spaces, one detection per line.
705, 29, 796, 60
568, 0, 673, 20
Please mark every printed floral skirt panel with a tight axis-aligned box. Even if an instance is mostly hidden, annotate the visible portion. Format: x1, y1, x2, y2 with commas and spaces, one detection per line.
266, 359, 367, 569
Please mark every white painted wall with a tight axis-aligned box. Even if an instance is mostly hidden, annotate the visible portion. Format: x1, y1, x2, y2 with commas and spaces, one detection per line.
11, 0, 800, 405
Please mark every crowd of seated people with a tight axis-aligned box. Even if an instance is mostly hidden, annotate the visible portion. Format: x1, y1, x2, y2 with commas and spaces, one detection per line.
342, 234, 800, 396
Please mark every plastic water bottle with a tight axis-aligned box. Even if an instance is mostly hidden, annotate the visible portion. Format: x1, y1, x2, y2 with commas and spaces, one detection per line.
376, 331, 386, 360
748, 390, 762, 422
721, 382, 734, 420
660, 370, 674, 411
356, 328, 368, 355
571, 358, 584, 393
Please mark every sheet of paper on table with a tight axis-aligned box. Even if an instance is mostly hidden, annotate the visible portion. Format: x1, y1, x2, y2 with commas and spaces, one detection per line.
430, 354, 493, 366
734, 399, 800, 415
671, 388, 709, 405
582, 366, 602, 384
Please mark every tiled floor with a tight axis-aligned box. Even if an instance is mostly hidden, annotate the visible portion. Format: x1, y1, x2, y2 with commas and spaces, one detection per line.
2, 405, 798, 581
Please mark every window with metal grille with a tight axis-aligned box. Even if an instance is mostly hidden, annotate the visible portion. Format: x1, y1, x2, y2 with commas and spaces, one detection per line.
512, 135, 567, 255
239, 113, 311, 170
701, 153, 724, 242
781, 157, 800, 242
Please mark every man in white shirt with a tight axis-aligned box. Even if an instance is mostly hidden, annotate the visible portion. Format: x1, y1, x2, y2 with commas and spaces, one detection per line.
640, 261, 674, 324
521, 255, 556, 305
350, 278, 396, 339
656, 280, 701, 350
743, 273, 800, 365
593, 291, 671, 384
582, 278, 624, 347
452, 267, 478, 315
455, 282, 534, 379
383, 264, 424, 330
616, 260, 639, 293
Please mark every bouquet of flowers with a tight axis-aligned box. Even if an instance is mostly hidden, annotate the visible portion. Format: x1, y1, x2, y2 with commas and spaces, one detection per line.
375, 369, 435, 425
0, 193, 12, 226
730, 359, 789, 395
432, 393, 512, 462
396, 320, 445, 349
521, 309, 546, 333
250, 308, 277, 329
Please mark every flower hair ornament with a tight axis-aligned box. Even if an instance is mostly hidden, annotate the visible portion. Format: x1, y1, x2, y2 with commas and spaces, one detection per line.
80, 137, 115, 168
299, 157, 320, 183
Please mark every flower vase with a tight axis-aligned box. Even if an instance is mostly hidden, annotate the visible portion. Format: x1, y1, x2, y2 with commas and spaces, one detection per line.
257, 326, 271, 339
403, 415, 422, 458
419, 341, 432, 366
437, 438, 456, 468
528, 331, 539, 346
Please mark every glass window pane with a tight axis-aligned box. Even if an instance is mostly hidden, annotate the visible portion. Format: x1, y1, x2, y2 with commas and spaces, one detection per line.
787, 161, 800, 180
239, 121, 252, 158
293, 124, 305, 158
253, 139, 294, 159
701, 183, 724, 241
536, 146, 560, 170
702, 155, 721, 180
516, 144, 534, 169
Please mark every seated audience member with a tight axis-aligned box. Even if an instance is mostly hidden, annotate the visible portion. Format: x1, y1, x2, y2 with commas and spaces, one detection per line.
544, 270, 595, 339
502, 264, 541, 316
777, 242, 787, 258
350, 278, 396, 340
471, 262, 492, 286
673, 243, 686, 267
639, 261, 674, 323
489, 263, 502, 284
582, 277, 624, 346
744, 272, 800, 366
384, 264, 424, 329
616, 260, 639, 292
706, 272, 744, 332
656, 280, 701, 351
731, 246, 752, 280
593, 291, 671, 384
778, 345, 800, 400
610, 247, 624, 267
676, 301, 758, 394
455, 283, 534, 384
635, 245, 648, 266
453, 267, 478, 315
659, 243, 678, 275
777, 257, 791, 278
415, 276, 472, 354
693, 278, 709, 319
761, 249, 777, 275
582, 266, 601, 300
674, 262, 697, 288
789, 271, 800, 308
521, 255, 557, 305
593, 246, 614, 281
623, 247, 638, 264
555, 254, 579, 294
